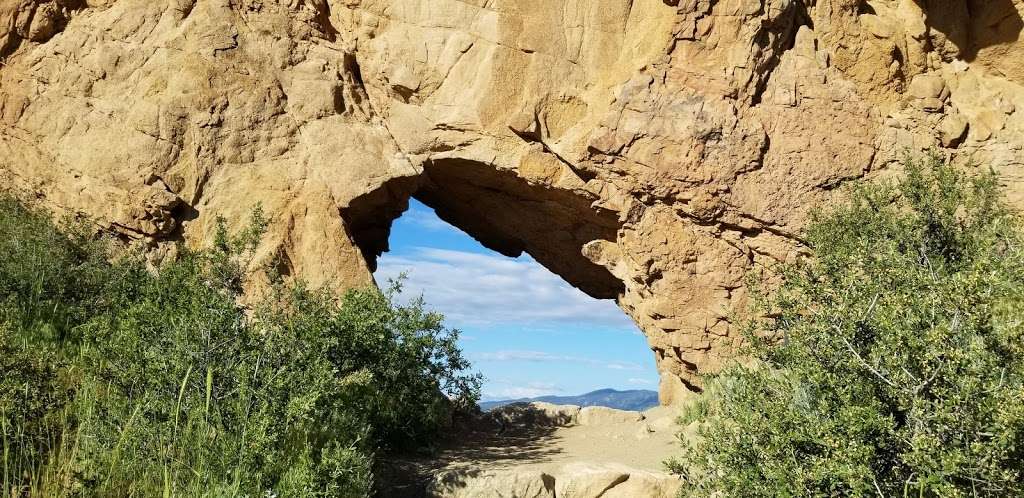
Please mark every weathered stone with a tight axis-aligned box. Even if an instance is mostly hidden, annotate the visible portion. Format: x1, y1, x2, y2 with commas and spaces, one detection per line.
553, 463, 681, 498
998, 97, 1017, 116
972, 109, 1009, 142
919, 97, 946, 113
939, 113, 969, 148
1, 0, 1023, 403
554, 465, 631, 498
908, 74, 949, 100
578, 407, 644, 426
429, 469, 555, 498
491, 402, 580, 429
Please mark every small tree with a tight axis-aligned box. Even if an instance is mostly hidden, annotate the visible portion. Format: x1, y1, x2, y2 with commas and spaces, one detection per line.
668, 155, 1024, 497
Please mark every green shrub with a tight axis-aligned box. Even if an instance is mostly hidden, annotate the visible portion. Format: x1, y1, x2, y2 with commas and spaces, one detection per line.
0, 200, 480, 497
668, 155, 1024, 497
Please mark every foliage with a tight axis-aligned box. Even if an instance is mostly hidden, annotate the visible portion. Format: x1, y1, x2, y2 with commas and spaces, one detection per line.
0, 199, 480, 497
668, 154, 1024, 497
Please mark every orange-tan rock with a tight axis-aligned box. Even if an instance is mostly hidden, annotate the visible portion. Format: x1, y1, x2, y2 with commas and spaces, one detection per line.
2, 0, 1023, 404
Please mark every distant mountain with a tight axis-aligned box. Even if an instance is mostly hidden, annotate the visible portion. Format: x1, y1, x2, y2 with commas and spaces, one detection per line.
478, 388, 659, 412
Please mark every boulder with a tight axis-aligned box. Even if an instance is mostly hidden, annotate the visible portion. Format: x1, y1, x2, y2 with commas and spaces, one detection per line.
939, 114, 969, 148
578, 407, 645, 426
907, 74, 949, 101
429, 470, 555, 498
491, 402, 580, 429
554, 464, 630, 498
556, 463, 681, 498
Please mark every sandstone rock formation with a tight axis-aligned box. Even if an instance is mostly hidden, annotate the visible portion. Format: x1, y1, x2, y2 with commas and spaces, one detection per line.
2, 0, 1023, 403
578, 406, 645, 426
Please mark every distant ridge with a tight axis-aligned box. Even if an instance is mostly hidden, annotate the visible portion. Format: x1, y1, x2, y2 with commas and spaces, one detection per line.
478, 388, 659, 412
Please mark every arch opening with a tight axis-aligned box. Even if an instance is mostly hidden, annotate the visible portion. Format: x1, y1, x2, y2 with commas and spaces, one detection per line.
373, 203, 658, 404
342, 158, 625, 300
340, 159, 660, 403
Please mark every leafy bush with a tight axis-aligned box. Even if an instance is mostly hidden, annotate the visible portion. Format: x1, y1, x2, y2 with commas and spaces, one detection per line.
0, 199, 480, 497
669, 155, 1024, 497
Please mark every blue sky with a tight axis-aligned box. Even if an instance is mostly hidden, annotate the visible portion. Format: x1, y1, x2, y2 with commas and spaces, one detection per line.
374, 199, 659, 401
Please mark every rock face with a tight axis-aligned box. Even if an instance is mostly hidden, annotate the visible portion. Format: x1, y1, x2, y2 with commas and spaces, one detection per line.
2, 0, 1023, 403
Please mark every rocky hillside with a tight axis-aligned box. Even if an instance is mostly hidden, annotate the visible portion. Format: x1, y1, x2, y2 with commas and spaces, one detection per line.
2, 0, 1022, 403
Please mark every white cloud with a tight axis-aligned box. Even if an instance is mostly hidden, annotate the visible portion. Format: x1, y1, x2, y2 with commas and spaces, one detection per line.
472, 350, 643, 371
395, 208, 458, 232
482, 381, 563, 400
627, 378, 655, 386
376, 247, 638, 329
474, 350, 576, 362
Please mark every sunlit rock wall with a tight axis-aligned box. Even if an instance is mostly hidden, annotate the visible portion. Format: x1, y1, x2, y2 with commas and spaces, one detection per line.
2, 0, 1023, 403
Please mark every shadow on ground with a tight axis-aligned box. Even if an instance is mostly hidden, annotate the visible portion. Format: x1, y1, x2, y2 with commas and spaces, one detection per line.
376, 403, 567, 497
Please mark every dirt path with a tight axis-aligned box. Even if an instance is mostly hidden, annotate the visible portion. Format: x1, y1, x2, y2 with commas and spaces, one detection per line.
379, 404, 684, 497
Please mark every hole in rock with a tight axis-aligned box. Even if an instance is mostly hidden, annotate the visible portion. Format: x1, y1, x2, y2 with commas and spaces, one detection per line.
342, 159, 660, 405
373, 197, 658, 405
346, 158, 625, 299
353, 162, 669, 494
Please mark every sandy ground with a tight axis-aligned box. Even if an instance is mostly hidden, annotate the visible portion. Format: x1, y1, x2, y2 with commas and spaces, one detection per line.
378, 405, 683, 496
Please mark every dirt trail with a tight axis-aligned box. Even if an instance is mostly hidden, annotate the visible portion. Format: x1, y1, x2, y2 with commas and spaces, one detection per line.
379, 404, 685, 497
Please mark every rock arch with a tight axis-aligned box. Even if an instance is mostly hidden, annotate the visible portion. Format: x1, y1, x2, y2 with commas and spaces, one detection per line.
343, 158, 624, 300
2, 0, 1023, 405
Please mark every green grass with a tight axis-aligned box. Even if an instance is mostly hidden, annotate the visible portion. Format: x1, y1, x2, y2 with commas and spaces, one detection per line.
0, 199, 481, 497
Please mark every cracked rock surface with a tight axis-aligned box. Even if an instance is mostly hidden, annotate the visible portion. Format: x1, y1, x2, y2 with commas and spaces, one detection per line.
2, 0, 1023, 402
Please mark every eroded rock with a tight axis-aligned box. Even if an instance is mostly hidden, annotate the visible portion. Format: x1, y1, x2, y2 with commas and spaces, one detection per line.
578, 406, 645, 426
940, 113, 969, 148
429, 470, 556, 498
2, 0, 1024, 402
491, 402, 581, 429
